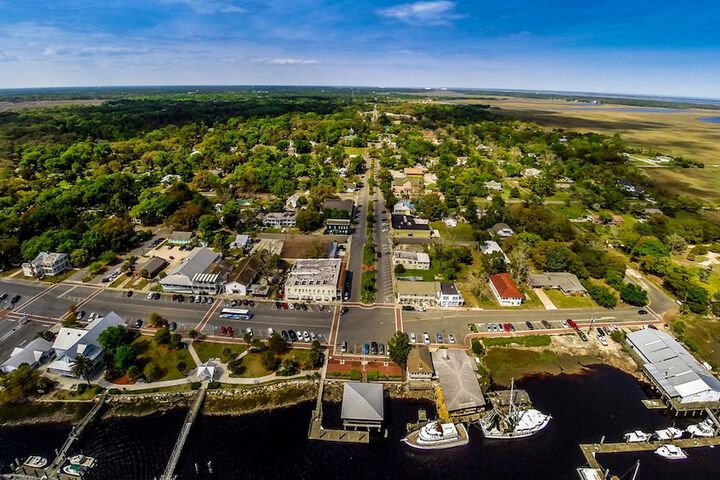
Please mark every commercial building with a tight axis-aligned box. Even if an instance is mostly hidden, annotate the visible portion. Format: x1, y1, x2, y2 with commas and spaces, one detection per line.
47, 312, 126, 377
325, 218, 352, 235
438, 282, 465, 307
159, 247, 227, 294
1, 337, 54, 373
224, 256, 261, 296
396, 281, 438, 306
284, 258, 343, 302
139, 256, 168, 278
391, 214, 431, 238
22, 252, 70, 278
168, 231, 194, 245
392, 251, 431, 270
431, 349, 486, 421
488, 273, 524, 307
341, 383, 385, 431
407, 345, 435, 382
528, 272, 587, 295
626, 329, 720, 412
262, 212, 297, 228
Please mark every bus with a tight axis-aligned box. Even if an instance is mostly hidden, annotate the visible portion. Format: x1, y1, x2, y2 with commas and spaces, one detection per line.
220, 308, 253, 320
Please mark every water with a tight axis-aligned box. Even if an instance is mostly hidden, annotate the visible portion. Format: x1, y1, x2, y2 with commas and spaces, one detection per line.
2, 366, 719, 479
0, 422, 71, 471
700, 116, 720, 124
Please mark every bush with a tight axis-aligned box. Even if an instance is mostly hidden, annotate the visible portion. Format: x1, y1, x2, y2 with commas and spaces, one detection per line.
143, 362, 161, 382
349, 370, 362, 380
610, 330, 626, 343
108, 388, 121, 395
127, 365, 141, 380
154, 327, 170, 345
586, 284, 617, 309
76, 384, 89, 395
190, 382, 201, 390
620, 283, 649, 306
471, 339, 485, 356
176, 361, 187, 373
367, 370, 379, 381
470, 323, 478, 333
208, 381, 221, 389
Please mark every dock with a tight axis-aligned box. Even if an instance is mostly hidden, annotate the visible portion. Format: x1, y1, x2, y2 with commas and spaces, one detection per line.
160, 383, 207, 480
579, 436, 720, 474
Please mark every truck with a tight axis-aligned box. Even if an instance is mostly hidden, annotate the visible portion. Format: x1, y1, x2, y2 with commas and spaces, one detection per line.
567, 319, 579, 330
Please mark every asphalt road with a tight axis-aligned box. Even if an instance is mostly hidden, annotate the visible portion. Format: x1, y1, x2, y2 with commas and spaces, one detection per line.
335, 306, 396, 353
372, 180, 393, 304
19, 284, 100, 319
346, 159, 370, 303
0, 315, 50, 361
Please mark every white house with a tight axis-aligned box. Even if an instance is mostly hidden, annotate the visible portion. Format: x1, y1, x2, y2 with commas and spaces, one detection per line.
263, 212, 297, 228
224, 256, 260, 296
229, 234, 252, 250
438, 282, 464, 307
489, 223, 515, 238
393, 251, 431, 270
393, 200, 415, 216
480, 241, 509, 263
488, 273, 524, 307
1, 337, 54, 373
47, 312, 125, 377
285, 193, 302, 211
22, 252, 70, 278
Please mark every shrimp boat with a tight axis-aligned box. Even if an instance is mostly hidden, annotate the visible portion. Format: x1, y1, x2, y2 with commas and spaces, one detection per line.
402, 420, 469, 450
479, 378, 551, 439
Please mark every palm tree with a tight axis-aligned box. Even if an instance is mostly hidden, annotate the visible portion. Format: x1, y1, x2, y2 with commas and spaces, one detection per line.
70, 354, 94, 386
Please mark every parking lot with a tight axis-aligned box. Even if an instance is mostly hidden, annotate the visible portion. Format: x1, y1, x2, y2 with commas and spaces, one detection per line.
18, 284, 100, 319
0, 315, 51, 361
201, 300, 334, 344
335, 306, 396, 355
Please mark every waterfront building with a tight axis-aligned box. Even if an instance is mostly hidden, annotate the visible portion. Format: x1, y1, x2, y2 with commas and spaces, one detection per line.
341, 383, 384, 431
431, 349, 486, 422
407, 345, 435, 383
1, 337, 54, 373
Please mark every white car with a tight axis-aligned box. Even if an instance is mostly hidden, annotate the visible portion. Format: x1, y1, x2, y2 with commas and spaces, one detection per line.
448, 334, 456, 344
146, 292, 154, 300
560, 320, 569, 329
423, 332, 431, 344
303, 331, 311, 342
409, 332, 417, 343
267, 327, 275, 336
289, 303, 295, 310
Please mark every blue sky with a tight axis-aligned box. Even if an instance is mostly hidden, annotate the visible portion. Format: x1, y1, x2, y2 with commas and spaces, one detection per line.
0, 0, 719, 97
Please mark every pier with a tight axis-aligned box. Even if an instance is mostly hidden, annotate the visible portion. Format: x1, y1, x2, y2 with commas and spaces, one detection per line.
160, 383, 207, 480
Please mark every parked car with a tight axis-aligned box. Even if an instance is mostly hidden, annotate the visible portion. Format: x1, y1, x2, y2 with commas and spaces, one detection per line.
578, 330, 588, 341
288, 330, 298, 342
267, 327, 275, 336
275, 301, 282, 309
379, 343, 385, 355
448, 334, 456, 344
410, 332, 417, 343
76, 310, 85, 320
153, 292, 160, 300
134, 319, 143, 328
371, 342, 378, 355
525, 321, 534, 330
560, 320, 569, 329
170, 322, 177, 331
436, 333, 444, 343
423, 332, 431, 344
227, 327, 234, 338
282, 303, 289, 310
638, 309, 648, 315
146, 292, 154, 300
363, 343, 370, 355
310, 332, 317, 342
220, 325, 227, 336
245, 327, 253, 337
567, 319, 579, 330
303, 331, 310, 342
402, 305, 415, 311
281, 330, 289, 341
126, 290, 133, 297
509, 324, 516, 332
301, 303, 308, 311
503, 323, 511, 332
0, 293, 6, 301
541, 320, 551, 329
341, 341, 348, 353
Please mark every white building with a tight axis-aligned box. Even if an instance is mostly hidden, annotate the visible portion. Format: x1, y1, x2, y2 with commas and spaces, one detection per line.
393, 251, 431, 270
229, 234, 252, 250
480, 241, 509, 263
438, 282, 464, 307
285, 193, 302, 211
263, 212, 297, 228
224, 256, 260, 296
22, 252, 71, 278
484, 180, 504, 192
284, 258, 342, 302
47, 312, 125, 377
489, 223, 515, 238
392, 200, 415, 215
1, 337, 54, 373
488, 273, 524, 307
443, 217, 458, 228
159, 247, 227, 294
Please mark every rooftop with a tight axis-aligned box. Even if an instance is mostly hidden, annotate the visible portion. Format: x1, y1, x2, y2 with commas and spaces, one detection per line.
439, 282, 460, 296
407, 345, 434, 375
391, 214, 430, 231
287, 258, 342, 288
341, 382, 384, 422
528, 272, 587, 293
431, 349, 485, 412
169, 231, 194, 242
393, 251, 430, 263
489, 273, 523, 299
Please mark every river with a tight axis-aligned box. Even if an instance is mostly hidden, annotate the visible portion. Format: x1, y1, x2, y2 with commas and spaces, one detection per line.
1, 365, 718, 479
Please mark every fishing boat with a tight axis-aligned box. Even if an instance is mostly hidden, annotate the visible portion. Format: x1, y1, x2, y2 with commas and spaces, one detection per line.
623, 430, 650, 443
479, 378, 551, 439
655, 444, 688, 461
651, 427, 683, 441
687, 418, 716, 438
576, 468, 603, 480
68, 455, 97, 468
402, 420, 469, 450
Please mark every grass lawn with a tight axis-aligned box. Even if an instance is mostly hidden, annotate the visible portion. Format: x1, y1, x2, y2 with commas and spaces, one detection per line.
133, 337, 195, 382
431, 221, 475, 242
483, 335, 552, 348
109, 274, 130, 288
194, 341, 247, 363
549, 203, 587, 219
670, 314, 720, 369
232, 349, 312, 378
344, 147, 368, 156
42, 269, 77, 284
49, 385, 104, 401
545, 289, 598, 309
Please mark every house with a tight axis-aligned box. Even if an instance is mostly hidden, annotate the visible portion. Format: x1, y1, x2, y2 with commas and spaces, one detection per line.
343, 182, 357, 193
438, 282, 464, 307
528, 272, 587, 295
393, 200, 415, 216
224, 256, 261, 296
322, 198, 356, 218
1, 337, 54, 373
489, 223, 515, 238
392, 178, 421, 197
391, 215, 431, 238
393, 251, 431, 270
522, 168, 542, 178
229, 234, 252, 250
484, 180, 503, 192
22, 252, 70, 278
626, 329, 720, 410
341, 383, 384, 431
404, 167, 425, 179
479, 241, 509, 263
47, 312, 126, 377
488, 273, 524, 307
159, 247, 227, 294
618, 179, 646, 196
407, 345, 435, 382
139, 256, 168, 279
396, 281, 438, 306
443, 217, 457, 228
431, 349, 485, 421
285, 193, 302, 211
262, 212, 297, 228
284, 258, 343, 302
161, 174, 181, 185
168, 231, 194, 246
325, 218, 351, 235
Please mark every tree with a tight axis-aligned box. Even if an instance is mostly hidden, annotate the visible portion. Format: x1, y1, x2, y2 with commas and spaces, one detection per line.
586, 284, 617, 309
279, 358, 300, 376
98, 325, 131, 360
70, 354, 94, 385
415, 193, 447, 221
149, 312, 163, 328
508, 243, 530, 284
261, 350, 279, 371
188, 329, 199, 339
114, 344, 137, 371
0, 364, 42, 404
632, 236, 670, 259
143, 362, 161, 382
154, 327, 170, 345
620, 283, 649, 306
387, 330, 411, 368
268, 332, 287, 354
394, 264, 406, 274
296, 209, 324, 233
665, 233, 687, 253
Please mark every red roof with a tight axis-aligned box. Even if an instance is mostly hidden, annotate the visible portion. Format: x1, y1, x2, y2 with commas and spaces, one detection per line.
489, 273, 523, 299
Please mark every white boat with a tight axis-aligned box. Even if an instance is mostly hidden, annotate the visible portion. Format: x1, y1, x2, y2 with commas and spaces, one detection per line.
402, 421, 469, 449
687, 418, 716, 438
623, 430, 650, 443
68, 455, 96, 468
479, 378, 551, 439
576, 468, 603, 480
652, 427, 683, 441
655, 445, 688, 461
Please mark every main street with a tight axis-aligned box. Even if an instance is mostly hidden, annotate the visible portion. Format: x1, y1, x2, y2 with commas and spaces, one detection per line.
345, 156, 371, 302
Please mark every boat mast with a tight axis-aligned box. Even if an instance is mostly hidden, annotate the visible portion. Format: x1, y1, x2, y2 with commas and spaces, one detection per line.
509, 377, 515, 417
630, 460, 640, 480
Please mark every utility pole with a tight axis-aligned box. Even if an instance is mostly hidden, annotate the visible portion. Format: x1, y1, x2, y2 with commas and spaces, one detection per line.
588, 314, 596, 335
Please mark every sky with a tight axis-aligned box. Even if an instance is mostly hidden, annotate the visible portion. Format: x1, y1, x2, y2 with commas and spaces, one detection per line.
0, 0, 719, 97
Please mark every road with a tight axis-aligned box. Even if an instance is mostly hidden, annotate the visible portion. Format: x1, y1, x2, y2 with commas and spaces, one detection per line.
372, 170, 394, 304
346, 157, 370, 302
334, 305, 396, 353
625, 267, 677, 318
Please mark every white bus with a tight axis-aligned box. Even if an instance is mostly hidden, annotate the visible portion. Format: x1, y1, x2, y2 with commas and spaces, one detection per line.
220, 308, 253, 320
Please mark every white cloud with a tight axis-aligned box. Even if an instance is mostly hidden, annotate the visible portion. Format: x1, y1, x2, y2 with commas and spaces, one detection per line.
159, 0, 246, 14
43, 45, 150, 57
377, 1, 462, 25
266, 58, 319, 65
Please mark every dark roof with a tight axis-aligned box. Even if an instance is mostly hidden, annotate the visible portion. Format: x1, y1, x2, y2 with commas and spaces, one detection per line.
228, 256, 261, 285
326, 218, 351, 225
141, 256, 168, 277
391, 214, 430, 231
322, 198, 355, 213
440, 282, 460, 296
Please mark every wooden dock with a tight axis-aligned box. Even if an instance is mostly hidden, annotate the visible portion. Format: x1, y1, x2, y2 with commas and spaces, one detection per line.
641, 399, 666, 409
160, 383, 207, 480
579, 436, 720, 474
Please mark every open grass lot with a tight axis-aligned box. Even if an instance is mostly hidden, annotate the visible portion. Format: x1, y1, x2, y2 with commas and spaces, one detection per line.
193, 341, 247, 363
545, 289, 598, 308
670, 314, 720, 369
483, 335, 552, 348
453, 96, 720, 205
431, 221, 475, 242
133, 336, 194, 382
344, 147, 368, 156
232, 348, 312, 378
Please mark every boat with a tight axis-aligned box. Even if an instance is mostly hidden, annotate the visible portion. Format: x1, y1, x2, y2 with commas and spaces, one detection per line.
402, 420, 469, 449
655, 444, 688, 461
479, 378, 551, 439
623, 430, 650, 443
687, 418, 717, 438
68, 455, 96, 468
576, 468, 603, 480
652, 426, 683, 441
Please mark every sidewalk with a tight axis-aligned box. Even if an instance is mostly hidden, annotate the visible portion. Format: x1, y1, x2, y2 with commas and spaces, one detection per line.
533, 288, 557, 310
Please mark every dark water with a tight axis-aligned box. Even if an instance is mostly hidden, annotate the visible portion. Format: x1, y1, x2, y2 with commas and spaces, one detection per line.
2, 366, 719, 479
700, 116, 720, 124
0, 422, 71, 471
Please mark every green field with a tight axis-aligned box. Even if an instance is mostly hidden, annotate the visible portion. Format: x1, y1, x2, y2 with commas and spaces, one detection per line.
232, 349, 312, 378
431, 221, 475, 242
544, 289, 598, 308
482, 335, 552, 348
193, 341, 247, 363
133, 337, 194, 381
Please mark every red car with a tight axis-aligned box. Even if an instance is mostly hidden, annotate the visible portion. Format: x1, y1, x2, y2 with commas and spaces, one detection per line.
282, 302, 289, 310
227, 327, 234, 337
567, 319, 579, 330
503, 323, 512, 332
220, 325, 227, 336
